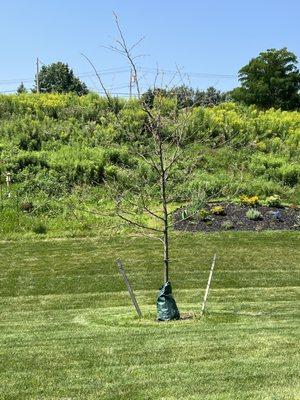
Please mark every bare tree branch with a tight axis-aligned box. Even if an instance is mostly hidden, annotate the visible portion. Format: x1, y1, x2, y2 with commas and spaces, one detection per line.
81, 53, 112, 102
117, 212, 163, 233
129, 36, 146, 52
113, 11, 141, 99
140, 193, 164, 221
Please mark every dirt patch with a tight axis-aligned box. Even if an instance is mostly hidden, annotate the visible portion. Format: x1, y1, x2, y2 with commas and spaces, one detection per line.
173, 203, 300, 232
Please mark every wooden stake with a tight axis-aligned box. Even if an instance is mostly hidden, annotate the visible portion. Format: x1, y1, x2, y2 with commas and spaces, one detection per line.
116, 258, 142, 317
201, 254, 217, 316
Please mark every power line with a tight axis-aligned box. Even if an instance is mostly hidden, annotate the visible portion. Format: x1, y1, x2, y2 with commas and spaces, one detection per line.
0, 62, 238, 95
78, 67, 130, 78
140, 67, 237, 79
0, 66, 237, 87
0, 89, 18, 93
0, 66, 131, 85
0, 88, 136, 96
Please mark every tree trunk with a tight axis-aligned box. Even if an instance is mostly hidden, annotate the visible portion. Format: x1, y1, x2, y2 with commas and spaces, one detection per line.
163, 225, 169, 283
158, 136, 169, 283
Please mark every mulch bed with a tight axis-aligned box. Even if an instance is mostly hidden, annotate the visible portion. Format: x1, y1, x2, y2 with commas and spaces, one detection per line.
173, 203, 300, 232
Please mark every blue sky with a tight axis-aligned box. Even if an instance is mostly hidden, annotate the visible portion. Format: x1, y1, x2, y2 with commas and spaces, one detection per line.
0, 0, 299, 95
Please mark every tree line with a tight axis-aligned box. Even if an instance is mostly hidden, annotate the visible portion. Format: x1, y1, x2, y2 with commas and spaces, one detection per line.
17, 48, 300, 111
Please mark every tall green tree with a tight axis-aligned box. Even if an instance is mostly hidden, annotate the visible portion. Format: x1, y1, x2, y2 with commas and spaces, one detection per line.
231, 48, 300, 110
17, 82, 27, 94
34, 62, 88, 95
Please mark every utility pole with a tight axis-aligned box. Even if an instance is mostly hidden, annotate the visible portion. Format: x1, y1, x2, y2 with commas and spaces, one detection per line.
36, 57, 40, 94
129, 68, 133, 99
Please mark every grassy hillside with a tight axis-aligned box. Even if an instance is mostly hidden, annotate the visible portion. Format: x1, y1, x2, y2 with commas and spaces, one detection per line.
0, 93, 299, 237
0, 232, 299, 399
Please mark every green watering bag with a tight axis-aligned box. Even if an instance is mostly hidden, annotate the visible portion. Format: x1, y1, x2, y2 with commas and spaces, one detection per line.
157, 281, 180, 321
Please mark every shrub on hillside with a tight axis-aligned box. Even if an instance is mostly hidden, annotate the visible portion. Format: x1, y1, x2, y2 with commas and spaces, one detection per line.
32, 222, 47, 234
279, 164, 300, 186
0, 94, 299, 216
20, 202, 34, 213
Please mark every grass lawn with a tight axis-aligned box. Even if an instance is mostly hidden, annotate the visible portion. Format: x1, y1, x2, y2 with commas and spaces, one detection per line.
0, 231, 299, 399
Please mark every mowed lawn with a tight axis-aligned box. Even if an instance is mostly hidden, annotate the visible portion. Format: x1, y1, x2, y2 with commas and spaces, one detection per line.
0, 232, 299, 400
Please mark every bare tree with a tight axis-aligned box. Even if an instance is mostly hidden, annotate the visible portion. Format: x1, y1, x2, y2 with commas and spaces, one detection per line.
82, 14, 196, 285
112, 98, 191, 283
82, 13, 244, 290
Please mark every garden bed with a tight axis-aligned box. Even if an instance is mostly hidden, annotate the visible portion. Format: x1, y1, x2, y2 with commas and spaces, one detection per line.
173, 203, 300, 232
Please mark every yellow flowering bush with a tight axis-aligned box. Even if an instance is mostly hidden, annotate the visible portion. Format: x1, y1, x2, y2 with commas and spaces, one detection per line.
240, 195, 260, 207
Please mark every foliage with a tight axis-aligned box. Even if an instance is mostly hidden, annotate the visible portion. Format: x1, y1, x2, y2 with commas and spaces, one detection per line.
20, 201, 34, 213
231, 48, 300, 110
197, 208, 211, 221
34, 62, 89, 95
0, 93, 299, 236
194, 86, 227, 107
180, 208, 190, 220
270, 210, 283, 221
265, 195, 282, 207
141, 88, 169, 108
211, 205, 226, 215
17, 82, 27, 94
142, 85, 227, 109
240, 195, 260, 207
246, 208, 263, 220
221, 220, 234, 230
32, 221, 47, 234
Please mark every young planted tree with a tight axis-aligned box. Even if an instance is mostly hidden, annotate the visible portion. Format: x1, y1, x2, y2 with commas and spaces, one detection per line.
83, 13, 241, 319
81, 15, 199, 319
117, 102, 188, 284
114, 96, 194, 319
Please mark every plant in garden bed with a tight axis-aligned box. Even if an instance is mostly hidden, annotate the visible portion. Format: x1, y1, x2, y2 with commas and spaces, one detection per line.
246, 208, 262, 221
221, 220, 234, 230
211, 205, 226, 215
198, 208, 211, 221
265, 195, 282, 208
180, 199, 206, 221
180, 208, 190, 221
240, 195, 260, 207
270, 210, 283, 222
